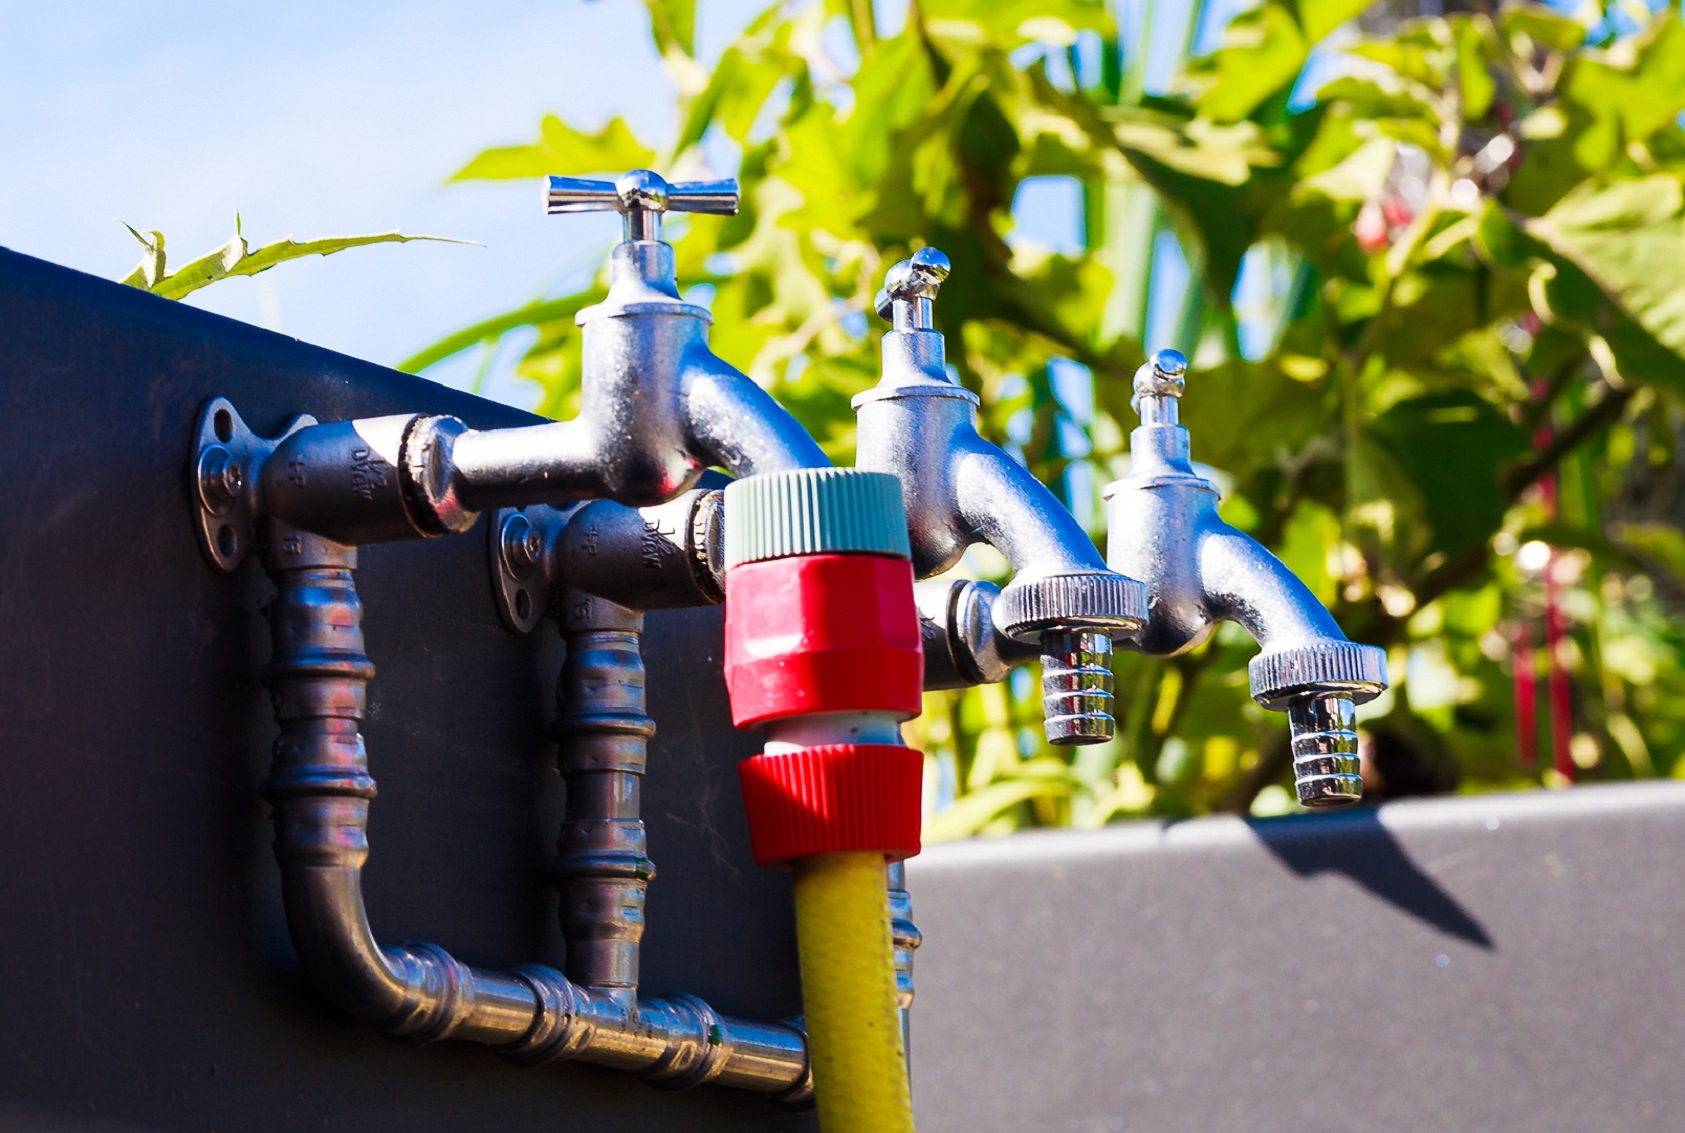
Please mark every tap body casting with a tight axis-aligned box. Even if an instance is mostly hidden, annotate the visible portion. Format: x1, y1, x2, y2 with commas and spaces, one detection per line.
854, 249, 1147, 745
1104, 350, 1388, 806
247, 170, 826, 550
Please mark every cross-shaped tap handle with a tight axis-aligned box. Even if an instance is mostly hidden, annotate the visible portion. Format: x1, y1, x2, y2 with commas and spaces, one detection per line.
874, 247, 951, 331
545, 169, 738, 243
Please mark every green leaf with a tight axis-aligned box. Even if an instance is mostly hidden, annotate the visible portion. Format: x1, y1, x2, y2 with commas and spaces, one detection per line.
1506, 12, 1685, 213
118, 223, 167, 289
670, 4, 796, 155
643, 0, 695, 57
918, 0, 1113, 49
1526, 175, 1685, 392
1498, 2, 1588, 54
1277, 500, 1342, 606
1366, 389, 1529, 562
1611, 521, 1685, 588
925, 775, 1076, 842
1452, 16, 1498, 120
122, 225, 474, 301
1182, 0, 1371, 123
451, 113, 654, 182
399, 294, 595, 374
1296, 134, 1397, 203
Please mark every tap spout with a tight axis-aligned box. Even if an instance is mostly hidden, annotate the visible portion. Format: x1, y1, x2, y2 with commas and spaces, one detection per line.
855, 248, 1146, 745
954, 438, 1110, 578
1199, 522, 1347, 651
683, 345, 830, 476
1105, 350, 1387, 806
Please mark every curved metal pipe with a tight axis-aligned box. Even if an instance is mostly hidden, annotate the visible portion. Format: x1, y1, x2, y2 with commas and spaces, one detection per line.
1198, 523, 1346, 650
953, 438, 1109, 578
261, 524, 811, 1098
682, 346, 829, 477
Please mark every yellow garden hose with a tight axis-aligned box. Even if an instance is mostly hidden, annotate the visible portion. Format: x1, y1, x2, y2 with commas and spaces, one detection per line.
720, 471, 926, 1130
793, 852, 916, 1133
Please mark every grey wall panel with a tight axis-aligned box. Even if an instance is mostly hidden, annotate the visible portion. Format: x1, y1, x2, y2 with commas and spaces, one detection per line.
908, 781, 1685, 1133
0, 248, 812, 1132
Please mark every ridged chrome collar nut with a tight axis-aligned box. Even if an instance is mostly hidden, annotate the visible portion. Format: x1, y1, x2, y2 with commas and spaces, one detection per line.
722, 468, 911, 569
996, 572, 1149, 639
1249, 641, 1388, 709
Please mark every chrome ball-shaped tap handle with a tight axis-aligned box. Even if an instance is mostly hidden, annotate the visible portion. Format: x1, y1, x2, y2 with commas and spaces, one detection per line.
1131, 348, 1187, 426
544, 169, 739, 243
874, 247, 951, 331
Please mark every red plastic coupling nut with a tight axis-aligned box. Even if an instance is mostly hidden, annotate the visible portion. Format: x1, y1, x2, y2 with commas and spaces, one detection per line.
738, 744, 924, 865
723, 553, 924, 729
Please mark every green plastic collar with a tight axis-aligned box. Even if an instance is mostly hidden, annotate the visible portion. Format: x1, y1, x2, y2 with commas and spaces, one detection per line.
723, 469, 910, 569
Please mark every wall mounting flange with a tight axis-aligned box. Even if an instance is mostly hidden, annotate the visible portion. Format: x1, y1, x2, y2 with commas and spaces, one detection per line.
191, 397, 315, 572
490, 504, 571, 633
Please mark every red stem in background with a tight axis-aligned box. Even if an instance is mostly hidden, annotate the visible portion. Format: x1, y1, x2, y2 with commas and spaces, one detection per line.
1543, 549, 1574, 781
1512, 621, 1537, 770
1530, 377, 1574, 781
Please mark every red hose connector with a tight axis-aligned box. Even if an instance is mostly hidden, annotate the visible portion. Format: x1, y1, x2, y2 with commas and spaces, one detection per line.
723, 553, 923, 728
738, 744, 924, 865
721, 470, 924, 865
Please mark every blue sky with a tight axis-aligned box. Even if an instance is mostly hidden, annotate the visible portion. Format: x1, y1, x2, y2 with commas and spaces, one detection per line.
1, 0, 1219, 408
0, 0, 768, 404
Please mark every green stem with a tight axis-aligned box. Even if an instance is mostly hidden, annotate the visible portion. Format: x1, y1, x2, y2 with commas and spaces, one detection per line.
851, 0, 877, 54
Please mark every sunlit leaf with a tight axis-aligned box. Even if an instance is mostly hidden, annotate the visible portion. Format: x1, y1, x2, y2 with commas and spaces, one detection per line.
1182, 0, 1371, 123
451, 114, 654, 182
121, 223, 474, 301
1526, 175, 1685, 393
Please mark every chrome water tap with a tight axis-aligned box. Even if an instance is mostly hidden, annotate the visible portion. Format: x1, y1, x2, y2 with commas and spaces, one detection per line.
204, 170, 828, 559
855, 248, 1148, 745
1104, 349, 1388, 806
432, 169, 829, 510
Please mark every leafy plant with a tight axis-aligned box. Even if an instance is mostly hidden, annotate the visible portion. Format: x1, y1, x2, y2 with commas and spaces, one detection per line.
119, 218, 469, 300
166, 0, 1685, 837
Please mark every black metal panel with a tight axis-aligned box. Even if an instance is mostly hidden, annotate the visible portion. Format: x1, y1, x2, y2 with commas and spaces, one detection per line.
908, 781, 1685, 1132
0, 248, 812, 1132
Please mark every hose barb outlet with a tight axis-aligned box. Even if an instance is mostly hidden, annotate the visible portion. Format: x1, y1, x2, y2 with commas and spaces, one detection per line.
1038, 629, 1115, 746
1251, 640, 1387, 807
1287, 695, 1362, 806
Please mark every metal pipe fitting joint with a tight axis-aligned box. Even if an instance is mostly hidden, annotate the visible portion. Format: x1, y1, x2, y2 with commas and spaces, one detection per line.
721, 469, 925, 865
256, 524, 812, 1100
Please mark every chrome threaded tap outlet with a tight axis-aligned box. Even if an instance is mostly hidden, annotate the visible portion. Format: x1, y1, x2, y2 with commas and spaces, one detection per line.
1288, 694, 1363, 806
1039, 629, 1116, 745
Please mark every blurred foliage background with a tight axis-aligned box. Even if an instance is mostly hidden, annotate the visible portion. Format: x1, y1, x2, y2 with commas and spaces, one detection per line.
148, 0, 1685, 837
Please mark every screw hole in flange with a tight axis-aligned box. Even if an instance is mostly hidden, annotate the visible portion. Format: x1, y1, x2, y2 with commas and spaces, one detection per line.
216, 524, 237, 558
515, 588, 532, 623
213, 408, 234, 443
